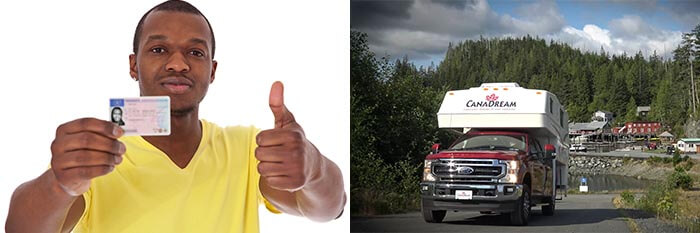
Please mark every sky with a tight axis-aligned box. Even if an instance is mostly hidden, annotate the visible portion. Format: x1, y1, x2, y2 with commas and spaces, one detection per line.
351, 0, 700, 68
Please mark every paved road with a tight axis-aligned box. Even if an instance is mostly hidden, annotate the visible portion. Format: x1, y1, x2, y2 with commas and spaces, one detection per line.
351, 194, 630, 233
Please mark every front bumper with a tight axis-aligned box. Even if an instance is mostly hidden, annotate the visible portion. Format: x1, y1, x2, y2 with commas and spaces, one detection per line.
420, 182, 523, 212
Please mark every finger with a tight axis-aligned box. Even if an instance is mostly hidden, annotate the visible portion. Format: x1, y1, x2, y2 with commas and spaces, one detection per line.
256, 128, 304, 147
269, 81, 296, 128
264, 176, 304, 191
62, 165, 115, 180
57, 118, 124, 139
255, 146, 290, 162
257, 162, 290, 177
55, 132, 126, 155
57, 150, 118, 169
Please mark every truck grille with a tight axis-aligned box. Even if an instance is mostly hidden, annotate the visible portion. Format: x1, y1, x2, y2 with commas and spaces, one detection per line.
435, 188, 497, 197
432, 159, 505, 181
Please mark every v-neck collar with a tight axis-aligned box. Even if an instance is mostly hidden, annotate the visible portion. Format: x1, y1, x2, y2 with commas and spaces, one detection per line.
133, 120, 209, 173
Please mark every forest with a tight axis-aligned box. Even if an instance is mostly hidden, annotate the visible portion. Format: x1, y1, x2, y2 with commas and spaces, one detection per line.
350, 25, 700, 215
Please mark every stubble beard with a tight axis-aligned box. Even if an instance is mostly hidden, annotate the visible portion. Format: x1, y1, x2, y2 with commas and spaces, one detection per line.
171, 106, 196, 117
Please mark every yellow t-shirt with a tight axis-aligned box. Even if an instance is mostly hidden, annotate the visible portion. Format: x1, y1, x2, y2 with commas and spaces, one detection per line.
75, 119, 279, 233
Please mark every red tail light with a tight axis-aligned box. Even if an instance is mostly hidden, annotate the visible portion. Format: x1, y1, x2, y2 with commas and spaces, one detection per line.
544, 144, 555, 152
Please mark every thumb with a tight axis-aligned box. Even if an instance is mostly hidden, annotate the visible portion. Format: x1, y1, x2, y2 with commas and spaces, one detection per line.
269, 81, 295, 128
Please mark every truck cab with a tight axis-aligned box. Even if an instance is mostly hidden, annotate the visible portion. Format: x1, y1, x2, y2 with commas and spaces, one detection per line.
420, 83, 568, 225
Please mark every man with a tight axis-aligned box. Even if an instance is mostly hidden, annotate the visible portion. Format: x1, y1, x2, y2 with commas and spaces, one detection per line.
5, 1, 346, 232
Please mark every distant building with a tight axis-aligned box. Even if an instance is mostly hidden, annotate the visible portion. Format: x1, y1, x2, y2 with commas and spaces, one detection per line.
621, 121, 661, 136
659, 131, 675, 144
569, 121, 612, 142
592, 110, 613, 122
636, 106, 650, 117
612, 126, 624, 135
676, 138, 700, 153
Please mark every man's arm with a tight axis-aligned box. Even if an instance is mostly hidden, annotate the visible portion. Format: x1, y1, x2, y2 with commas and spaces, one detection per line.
6, 118, 125, 232
255, 81, 346, 222
6, 170, 83, 233
259, 149, 346, 221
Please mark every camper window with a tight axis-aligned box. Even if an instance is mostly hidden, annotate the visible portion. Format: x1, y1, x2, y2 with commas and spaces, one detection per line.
560, 109, 564, 127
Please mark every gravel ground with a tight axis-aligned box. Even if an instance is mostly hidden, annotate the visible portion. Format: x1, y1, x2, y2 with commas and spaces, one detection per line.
618, 207, 687, 233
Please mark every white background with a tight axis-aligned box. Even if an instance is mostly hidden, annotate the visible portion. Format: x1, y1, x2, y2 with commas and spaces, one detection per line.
0, 1, 349, 232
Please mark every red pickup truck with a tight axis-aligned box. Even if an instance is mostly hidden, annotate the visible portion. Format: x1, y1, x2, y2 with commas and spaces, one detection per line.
420, 130, 557, 225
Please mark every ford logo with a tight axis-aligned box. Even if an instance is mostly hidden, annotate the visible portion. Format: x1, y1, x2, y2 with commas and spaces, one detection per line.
456, 166, 474, 175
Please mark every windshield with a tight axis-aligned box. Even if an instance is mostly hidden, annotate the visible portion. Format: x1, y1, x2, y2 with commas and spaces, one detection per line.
447, 134, 526, 152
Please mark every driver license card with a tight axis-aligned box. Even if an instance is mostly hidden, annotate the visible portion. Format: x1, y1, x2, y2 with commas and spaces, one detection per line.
455, 190, 473, 200
109, 97, 170, 136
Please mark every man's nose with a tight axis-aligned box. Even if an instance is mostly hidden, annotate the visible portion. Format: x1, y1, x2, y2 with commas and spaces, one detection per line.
165, 52, 190, 73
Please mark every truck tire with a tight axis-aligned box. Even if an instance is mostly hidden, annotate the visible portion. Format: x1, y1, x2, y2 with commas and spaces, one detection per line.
421, 208, 446, 223
542, 197, 555, 216
421, 199, 445, 223
509, 184, 531, 226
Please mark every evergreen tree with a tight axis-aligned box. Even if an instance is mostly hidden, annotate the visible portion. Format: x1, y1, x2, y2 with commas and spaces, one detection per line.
624, 96, 638, 122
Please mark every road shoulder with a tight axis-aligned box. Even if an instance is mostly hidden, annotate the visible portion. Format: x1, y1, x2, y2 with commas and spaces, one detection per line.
613, 196, 686, 233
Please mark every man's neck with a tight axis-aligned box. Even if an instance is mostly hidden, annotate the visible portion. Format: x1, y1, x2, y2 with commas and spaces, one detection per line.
143, 108, 203, 169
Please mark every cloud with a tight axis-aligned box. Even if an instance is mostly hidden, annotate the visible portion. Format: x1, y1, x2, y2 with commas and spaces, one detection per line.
351, 0, 567, 63
609, 15, 664, 40
365, 28, 455, 61
552, 21, 681, 59
664, 1, 700, 30
351, 0, 683, 64
350, 0, 414, 30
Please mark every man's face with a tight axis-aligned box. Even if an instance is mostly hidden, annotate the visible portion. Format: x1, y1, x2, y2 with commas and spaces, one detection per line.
129, 11, 217, 114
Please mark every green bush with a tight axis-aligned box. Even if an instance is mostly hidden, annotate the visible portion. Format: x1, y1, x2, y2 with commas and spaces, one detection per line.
350, 151, 422, 215
672, 150, 684, 165
668, 166, 693, 190
681, 159, 695, 171
636, 181, 668, 213
621, 190, 635, 205
656, 191, 676, 219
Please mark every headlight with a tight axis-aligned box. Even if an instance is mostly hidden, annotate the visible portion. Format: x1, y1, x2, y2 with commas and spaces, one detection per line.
499, 160, 519, 183
422, 160, 436, 182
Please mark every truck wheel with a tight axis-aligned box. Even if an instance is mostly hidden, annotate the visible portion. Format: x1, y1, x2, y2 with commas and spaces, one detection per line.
421, 199, 446, 223
422, 209, 446, 223
542, 197, 555, 216
509, 184, 531, 226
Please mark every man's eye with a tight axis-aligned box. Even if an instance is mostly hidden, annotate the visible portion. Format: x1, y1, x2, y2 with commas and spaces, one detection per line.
150, 47, 165, 53
190, 50, 204, 57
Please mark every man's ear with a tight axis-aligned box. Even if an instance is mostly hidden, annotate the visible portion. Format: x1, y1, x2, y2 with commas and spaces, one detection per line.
210, 60, 218, 84
129, 54, 138, 81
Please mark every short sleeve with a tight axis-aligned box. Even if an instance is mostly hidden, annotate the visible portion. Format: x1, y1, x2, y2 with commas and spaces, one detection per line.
74, 186, 92, 232
250, 127, 281, 214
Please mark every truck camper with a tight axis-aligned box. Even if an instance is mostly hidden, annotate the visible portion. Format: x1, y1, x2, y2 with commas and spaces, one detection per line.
420, 83, 570, 225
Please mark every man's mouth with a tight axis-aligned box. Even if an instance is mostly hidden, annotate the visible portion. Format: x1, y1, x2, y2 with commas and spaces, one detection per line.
160, 77, 193, 94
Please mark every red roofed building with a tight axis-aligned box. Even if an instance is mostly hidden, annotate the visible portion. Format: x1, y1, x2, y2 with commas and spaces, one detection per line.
621, 121, 662, 136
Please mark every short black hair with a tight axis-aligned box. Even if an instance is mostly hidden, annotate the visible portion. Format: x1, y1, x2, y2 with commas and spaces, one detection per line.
133, 0, 216, 58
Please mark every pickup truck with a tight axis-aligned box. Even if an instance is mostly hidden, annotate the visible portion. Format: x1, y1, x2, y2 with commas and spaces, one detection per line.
420, 130, 556, 225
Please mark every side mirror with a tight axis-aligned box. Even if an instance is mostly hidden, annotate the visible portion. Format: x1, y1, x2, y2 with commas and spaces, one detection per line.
431, 143, 441, 154
544, 144, 556, 159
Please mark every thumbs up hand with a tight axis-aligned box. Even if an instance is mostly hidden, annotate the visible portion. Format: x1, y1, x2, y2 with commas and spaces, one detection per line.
255, 81, 320, 192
